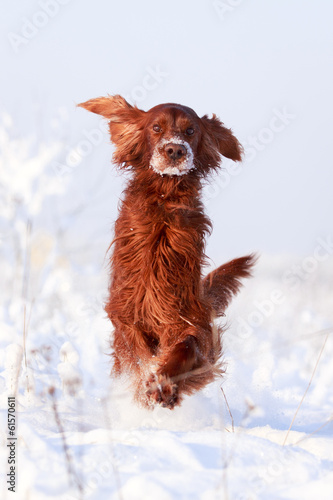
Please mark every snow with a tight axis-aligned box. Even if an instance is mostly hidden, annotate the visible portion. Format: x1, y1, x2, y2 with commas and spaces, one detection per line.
0, 115, 332, 499
1, 1, 333, 498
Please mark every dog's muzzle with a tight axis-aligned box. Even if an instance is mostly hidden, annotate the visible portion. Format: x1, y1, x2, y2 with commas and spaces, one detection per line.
149, 138, 195, 176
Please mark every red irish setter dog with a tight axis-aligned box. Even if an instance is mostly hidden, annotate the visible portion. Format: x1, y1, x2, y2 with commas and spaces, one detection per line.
78, 95, 255, 409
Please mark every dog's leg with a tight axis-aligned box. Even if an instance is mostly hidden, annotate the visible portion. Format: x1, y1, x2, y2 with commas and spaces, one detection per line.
111, 323, 153, 377
145, 334, 203, 409
160, 335, 200, 378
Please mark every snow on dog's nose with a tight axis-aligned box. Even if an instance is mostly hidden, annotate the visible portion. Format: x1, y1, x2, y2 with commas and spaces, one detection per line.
150, 138, 195, 176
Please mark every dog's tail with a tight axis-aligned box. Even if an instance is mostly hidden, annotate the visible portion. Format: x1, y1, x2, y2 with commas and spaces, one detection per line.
202, 253, 257, 317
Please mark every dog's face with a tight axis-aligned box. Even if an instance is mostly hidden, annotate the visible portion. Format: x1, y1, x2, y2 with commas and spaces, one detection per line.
78, 95, 242, 176
146, 103, 201, 176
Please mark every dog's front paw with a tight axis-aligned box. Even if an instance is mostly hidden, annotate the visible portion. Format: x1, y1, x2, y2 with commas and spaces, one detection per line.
145, 373, 179, 409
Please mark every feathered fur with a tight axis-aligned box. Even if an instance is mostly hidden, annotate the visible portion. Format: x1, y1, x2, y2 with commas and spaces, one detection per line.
78, 95, 256, 409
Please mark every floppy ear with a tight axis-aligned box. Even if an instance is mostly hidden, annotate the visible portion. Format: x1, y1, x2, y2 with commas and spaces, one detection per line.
78, 95, 147, 169
201, 114, 243, 162
78, 94, 138, 120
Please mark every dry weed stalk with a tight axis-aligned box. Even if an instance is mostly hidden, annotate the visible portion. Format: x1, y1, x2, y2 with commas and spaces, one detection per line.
293, 414, 333, 445
221, 386, 234, 433
101, 396, 124, 500
49, 387, 83, 498
216, 390, 256, 499
22, 220, 33, 393
282, 332, 329, 446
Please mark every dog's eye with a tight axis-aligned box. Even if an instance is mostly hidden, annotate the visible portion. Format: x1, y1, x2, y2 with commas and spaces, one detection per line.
153, 124, 161, 133
186, 127, 194, 135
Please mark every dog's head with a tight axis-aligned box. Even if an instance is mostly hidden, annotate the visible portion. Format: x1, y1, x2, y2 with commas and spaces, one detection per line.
78, 95, 242, 177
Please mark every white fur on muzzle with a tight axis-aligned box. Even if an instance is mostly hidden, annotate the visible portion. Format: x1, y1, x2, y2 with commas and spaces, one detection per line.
149, 138, 195, 176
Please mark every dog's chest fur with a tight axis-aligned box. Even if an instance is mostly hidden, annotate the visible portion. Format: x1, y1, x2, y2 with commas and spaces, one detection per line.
111, 176, 211, 327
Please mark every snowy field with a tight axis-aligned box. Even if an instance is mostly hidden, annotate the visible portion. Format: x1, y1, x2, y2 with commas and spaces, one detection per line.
1, 1, 333, 499
0, 116, 332, 500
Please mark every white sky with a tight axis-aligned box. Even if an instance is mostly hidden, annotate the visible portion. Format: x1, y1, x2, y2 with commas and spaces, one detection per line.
1, 0, 332, 258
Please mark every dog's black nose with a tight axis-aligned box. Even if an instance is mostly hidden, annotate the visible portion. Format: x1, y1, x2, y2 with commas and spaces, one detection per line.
165, 143, 187, 160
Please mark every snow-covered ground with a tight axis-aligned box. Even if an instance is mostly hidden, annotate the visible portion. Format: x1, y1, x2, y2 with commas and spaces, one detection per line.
1, 2, 333, 498
0, 116, 332, 500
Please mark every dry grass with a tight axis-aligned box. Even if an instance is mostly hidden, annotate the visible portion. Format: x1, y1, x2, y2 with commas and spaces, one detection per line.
49, 387, 83, 499
216, 390, 256, 499
101, 396, 124, 500
22, 219, 33, 393
282, 331, 329, 446
221, 386, 234, 433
